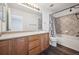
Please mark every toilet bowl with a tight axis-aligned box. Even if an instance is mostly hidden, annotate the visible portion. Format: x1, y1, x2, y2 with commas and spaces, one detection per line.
50, 37, 57, 47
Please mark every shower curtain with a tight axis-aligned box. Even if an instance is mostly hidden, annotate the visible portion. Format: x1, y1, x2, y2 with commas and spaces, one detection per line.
49, 14, 56, 37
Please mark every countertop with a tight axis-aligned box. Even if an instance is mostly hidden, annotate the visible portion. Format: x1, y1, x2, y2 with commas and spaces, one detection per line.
0, 31, 49, 40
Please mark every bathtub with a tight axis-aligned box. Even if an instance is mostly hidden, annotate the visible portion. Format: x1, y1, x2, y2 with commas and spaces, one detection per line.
56, 34, 79, 51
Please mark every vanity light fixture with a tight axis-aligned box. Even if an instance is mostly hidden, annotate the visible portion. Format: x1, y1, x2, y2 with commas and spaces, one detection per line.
22, 3, 40, 11
50, 4, 54, 7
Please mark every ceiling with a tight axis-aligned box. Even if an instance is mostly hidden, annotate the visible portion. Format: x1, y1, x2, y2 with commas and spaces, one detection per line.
35, 3, 79, 14
7, 3, 79, 15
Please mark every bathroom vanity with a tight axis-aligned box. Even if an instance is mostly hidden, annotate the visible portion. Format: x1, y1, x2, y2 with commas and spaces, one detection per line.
0, 31, 49, 55
0, 4, 49, 55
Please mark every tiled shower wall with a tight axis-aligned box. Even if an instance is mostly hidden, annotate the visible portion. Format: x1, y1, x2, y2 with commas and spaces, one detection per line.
55, 14, 79, 36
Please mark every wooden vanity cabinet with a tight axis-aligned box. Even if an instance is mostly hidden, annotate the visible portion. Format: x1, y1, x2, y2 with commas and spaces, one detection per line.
0, 33, 49, 55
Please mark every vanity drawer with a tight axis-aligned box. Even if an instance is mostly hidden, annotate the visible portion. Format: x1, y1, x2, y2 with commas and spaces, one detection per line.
29, 46, 41, 55
28, 35, 40, 41
29, 39, 40, 50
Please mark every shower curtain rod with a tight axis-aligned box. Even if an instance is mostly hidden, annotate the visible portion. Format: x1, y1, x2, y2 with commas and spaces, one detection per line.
52, 4, 79, 15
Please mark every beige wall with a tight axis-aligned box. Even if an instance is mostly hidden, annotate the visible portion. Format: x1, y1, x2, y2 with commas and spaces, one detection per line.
55, 14, 79, 36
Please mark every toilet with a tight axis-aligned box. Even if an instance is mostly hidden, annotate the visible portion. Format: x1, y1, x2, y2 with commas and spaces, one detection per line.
50, 37, 57, 47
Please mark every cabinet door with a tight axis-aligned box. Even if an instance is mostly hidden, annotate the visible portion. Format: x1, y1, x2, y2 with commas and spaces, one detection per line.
44, 33, 49, 49
41, 33, 49, 52
13, 37, 28, 55
0, 40, 9, 55
41, 35, 45, 51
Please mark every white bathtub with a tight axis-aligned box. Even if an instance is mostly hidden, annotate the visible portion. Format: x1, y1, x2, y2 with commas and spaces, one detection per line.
56, 34, 79, 51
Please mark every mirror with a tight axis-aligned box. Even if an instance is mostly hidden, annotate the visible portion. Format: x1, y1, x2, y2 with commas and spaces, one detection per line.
0, 4, 2, 35
1, 3, 42, 33
10, 15, 23, 31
